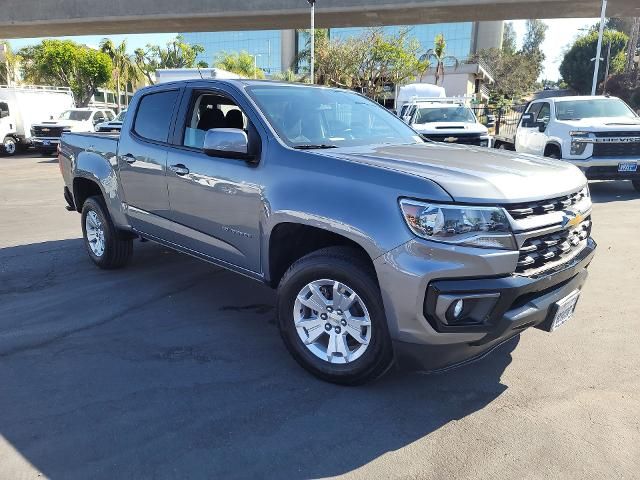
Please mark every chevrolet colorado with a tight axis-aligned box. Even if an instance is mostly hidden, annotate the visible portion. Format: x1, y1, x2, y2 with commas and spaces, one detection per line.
58, 80, 596, 385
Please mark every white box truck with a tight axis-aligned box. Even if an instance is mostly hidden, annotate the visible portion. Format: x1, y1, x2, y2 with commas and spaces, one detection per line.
0, 85, 75, 156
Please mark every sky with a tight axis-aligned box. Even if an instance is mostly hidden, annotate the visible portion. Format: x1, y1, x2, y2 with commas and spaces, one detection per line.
8, 18, 601, 81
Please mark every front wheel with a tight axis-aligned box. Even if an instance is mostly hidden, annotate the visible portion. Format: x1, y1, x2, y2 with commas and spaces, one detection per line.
81, 196, 133, 269
633, 180, 640, 193
276, 247, 393, 385
2, 137, 17, 156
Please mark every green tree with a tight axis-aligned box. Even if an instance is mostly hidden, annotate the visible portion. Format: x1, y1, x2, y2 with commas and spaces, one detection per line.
502, 22, 517, 55
214, 51, 265, 79
477, 47, 541, 101
522, 20, 548, 55
134, 35, 205, 85
422, 34, 459, 86
0, 40, 20, 85
99, 39, 141, 111
560, 30, 628, 94
19, 40, 112, 106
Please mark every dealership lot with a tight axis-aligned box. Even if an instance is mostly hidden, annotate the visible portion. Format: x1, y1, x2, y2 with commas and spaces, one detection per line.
1, 153, 639, 479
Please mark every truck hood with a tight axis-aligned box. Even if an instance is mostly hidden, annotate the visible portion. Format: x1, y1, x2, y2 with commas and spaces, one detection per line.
323, 143, 586, 203
34, 120, 91, 130
412, 122, 488, 135
558, 117, 640, 130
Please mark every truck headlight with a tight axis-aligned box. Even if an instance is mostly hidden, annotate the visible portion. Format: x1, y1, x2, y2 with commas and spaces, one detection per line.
570, 131, 591, 156
399, 200, 516, 250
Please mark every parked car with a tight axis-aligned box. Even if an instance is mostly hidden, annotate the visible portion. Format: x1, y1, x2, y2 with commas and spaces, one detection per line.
0, 85, 75, 156
514, 96, 640, 191
58, 80, 596, 385
31, 107, 115, 155
96, 109, 127, 133
399, 98, 491, 147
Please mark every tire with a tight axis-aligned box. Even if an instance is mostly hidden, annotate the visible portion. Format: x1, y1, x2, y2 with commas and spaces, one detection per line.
2, 137, 17, 156
633, 180, 640, 193
276, 246, 393, 385
81, 196, 133, 269
544, 146, 561, 159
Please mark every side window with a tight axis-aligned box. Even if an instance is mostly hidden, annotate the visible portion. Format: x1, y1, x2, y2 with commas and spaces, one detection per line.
521, 103, 542, 127
182, 92, 247, 149
134, 90, 180, 143
0, 101, 9, 117
537, 103, 551, 125
94, 111, 104, 122
105, 111, 114, 121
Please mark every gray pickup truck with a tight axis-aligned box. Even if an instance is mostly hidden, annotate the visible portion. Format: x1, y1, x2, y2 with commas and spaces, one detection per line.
58, 80, 596, 385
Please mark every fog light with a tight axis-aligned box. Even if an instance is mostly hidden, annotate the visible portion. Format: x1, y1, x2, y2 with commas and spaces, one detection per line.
452, 299, 464, 318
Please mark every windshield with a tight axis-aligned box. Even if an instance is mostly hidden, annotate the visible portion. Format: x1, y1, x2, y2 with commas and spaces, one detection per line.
414, 106, 476, 124
555, 98, 638, 121
59, 110, 92, 121
114, 110, 127, 122
247, 85, 421, 148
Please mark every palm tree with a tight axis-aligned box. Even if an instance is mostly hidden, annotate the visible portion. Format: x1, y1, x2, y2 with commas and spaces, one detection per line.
422, 34, 459, 86
99, 39, 141, 111
214, 51, 265, 79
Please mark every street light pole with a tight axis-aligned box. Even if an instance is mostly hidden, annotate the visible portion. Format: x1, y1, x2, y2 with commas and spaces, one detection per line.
307, 0, 316, 84
591, 0, 607, 95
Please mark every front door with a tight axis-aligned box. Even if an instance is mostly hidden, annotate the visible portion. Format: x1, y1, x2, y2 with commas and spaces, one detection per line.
165, 87, 264, 273
117, 87, 181, 238
516, 102, 542, 154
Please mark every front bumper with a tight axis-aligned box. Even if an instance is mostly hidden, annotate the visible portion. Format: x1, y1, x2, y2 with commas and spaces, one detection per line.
376, 237, 596, 372
566, 157, 640, 179
32, 137, 61, 149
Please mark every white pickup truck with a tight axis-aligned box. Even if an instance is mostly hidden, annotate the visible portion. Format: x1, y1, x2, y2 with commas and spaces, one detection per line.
399, 98, 491, 147
31, 107, 115, 155
515, 96, 640, 192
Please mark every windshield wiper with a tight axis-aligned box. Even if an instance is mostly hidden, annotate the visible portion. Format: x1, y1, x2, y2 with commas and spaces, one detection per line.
293, 144, 338, 150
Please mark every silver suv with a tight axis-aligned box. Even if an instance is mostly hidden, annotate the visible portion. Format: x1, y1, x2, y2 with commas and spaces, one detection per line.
58, 80, 596, 385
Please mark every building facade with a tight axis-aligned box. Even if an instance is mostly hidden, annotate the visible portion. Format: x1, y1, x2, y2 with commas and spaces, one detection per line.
182, 21, 503, 75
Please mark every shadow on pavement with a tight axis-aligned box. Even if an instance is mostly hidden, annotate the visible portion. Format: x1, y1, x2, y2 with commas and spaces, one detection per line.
0, 238, 516, 479
588, 180, 639, 204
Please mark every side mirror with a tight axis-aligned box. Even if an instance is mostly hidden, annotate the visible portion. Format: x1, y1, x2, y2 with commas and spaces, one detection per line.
537, 121, 547, 133
0, 110, 8, 119
204, 128, 250, 160
520, 113, 535, 128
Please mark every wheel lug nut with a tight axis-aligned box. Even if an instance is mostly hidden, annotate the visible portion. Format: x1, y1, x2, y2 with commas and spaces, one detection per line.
320, 313, 328, 320
325, 323, 332, 331
341, 319, 347, 327
327, 307, 333, 313
336, 309, 343, 315
334, 326, 341, 334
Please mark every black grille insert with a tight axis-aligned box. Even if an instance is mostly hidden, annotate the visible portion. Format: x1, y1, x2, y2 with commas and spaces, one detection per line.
505, 188, 587, 220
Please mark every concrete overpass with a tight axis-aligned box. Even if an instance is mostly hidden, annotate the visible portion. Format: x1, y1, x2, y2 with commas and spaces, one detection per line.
2, 0, 639, 38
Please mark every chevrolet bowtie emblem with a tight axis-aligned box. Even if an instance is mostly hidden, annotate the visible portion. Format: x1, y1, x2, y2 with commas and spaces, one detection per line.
42, 128, 50, 132
444, 137, 458, 143
563, 211, 584, 228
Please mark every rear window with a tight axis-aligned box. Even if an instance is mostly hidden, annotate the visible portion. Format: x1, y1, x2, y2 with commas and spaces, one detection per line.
133, 90, 179, 143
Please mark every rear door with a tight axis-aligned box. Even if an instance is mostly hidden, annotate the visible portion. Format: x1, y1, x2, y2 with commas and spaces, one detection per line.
117, 87, 181, 239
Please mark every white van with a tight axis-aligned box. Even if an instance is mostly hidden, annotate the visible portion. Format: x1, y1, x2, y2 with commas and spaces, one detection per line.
0, 85, 75, 156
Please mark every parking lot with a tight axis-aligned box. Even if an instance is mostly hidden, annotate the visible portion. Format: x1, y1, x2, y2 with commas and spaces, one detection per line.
1, 152, 639, 479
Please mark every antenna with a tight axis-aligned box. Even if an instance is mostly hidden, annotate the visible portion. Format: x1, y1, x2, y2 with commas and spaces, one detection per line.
197, 65, 204, 80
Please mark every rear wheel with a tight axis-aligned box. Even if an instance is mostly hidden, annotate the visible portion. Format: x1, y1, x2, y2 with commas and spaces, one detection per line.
81, 196, 133, 269
2, 137, 17, 156
276, 247, 393, 385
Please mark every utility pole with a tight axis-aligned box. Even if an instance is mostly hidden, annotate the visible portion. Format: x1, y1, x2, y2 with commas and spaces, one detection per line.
307, 0, 316, 84
591, 0, 607, 95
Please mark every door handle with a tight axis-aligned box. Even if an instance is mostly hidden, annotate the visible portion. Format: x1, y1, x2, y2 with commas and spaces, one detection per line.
169, 164, 190, 176
122, 153, 136, 164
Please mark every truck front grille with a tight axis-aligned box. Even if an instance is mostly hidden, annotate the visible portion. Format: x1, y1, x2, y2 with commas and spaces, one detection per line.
423, 133, 486, 146
593, 131, 640, 157
32, 126, 64, 138
505, 188, 588, 220
516, 217, 591, 275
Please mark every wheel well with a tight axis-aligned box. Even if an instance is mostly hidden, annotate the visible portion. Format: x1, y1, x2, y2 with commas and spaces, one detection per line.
544, 143, 561, 157
73, 177, 102, 212
268, 223, 375, 288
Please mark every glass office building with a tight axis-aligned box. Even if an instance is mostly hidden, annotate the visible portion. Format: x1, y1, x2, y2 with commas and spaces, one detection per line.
182, 21, 498, 76
181, 31, 282, 75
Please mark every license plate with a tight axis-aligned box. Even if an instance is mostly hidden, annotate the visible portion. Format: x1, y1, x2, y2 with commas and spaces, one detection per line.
618, 162, 638, 172
551, 290, 581, 331
42, 140, 50, 146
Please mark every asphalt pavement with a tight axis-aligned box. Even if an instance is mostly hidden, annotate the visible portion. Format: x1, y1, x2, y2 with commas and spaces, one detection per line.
0, 153, 639, 479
